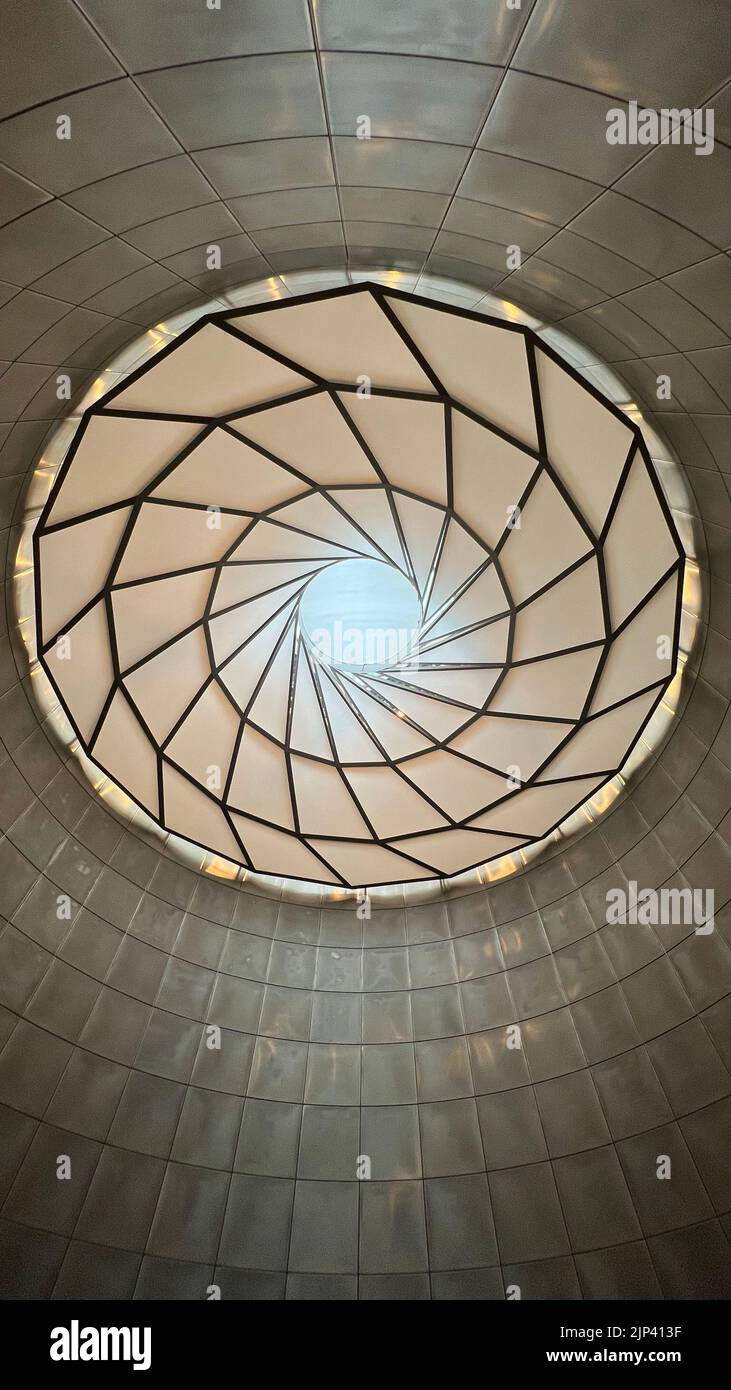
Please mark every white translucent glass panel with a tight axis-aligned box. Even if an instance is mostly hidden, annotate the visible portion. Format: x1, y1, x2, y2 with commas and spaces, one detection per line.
229, 727, 293, 830
307, 839, 427, 886
425, 519, 488, 618
115, 504, 245, 585
386, 296, 538, 449
345, 765, 447, 838
233, 392, 378, 487
328, 489, 408, 570
112, 568, 214, 670
450, 715, 568, 780
47, 417, 201, 524
340, 395, 447, 505
365, 678, 472, 741
290, 756, 369, 838
93, 689, 159, 817
248, 628, 296, 743
340, 680, 433, 758
499, 471, 591, 605
590, 577, 677, 714
604, 453, 680, 628
229, 521, 351, 564
404, 750, 508, 823
317, 671, 382, 762
290, 652, 332, 757
537, 688, 661, 780
124, 627, 210, 743
393, 496, 444, 594
270, 493, 383, 560
393, 827, 527, 877
489, 646, 600, 720
471, 775, 603, 836
211, 560, 325, 614
423, 565, 508, 644
152, 428, 305, 510
233, 816, 340, 884
420, 617, 509, 666
166, 680, 239, 795
44, 600, 113, 742
536, 348, 634, 535
217, 609, 295, 711
452, 412, 538, 549
162, 762, 242, 862
39, 507, 131, 642
209, 586, 300, 662
234, 291, 435, 391
512, 557, 604, 662
384, 664, 495, 708
110, 323, 310, 414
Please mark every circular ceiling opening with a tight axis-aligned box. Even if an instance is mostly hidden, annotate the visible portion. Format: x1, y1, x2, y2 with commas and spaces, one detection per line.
19, 276, 698, 893
300, 557, 421, 673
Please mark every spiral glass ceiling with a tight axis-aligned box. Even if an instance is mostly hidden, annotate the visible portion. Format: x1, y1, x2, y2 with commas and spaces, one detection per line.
25, 281, 687, 888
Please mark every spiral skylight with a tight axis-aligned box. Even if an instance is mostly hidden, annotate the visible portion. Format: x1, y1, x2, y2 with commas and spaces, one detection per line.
31, 283, 685, 887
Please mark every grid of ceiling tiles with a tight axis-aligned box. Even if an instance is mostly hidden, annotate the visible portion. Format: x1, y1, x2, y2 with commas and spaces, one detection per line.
0, 0, 731, 1301
35, 284, 684, 887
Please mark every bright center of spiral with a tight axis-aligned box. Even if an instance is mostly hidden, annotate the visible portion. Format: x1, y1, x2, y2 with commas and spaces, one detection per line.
300, 558, 421, 672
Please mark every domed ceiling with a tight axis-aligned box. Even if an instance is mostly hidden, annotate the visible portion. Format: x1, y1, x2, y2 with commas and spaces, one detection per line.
32, 283, 684, 886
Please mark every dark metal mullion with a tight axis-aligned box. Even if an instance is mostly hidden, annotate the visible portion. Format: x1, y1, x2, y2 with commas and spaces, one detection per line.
506, 637, 606, 670
599, 439, 638, 545
491, 461, 544, 558
215, 591, 300, 678
513, 550, 595, 613
416, 609, 512, 658
525, 334, 548, 460
216, 318, 325, 386
326, 390, 416, 582
420, 511, 451, 615
40, 496, 142, 536
611, 559, 683, 641
342, 671, 441, 752
112, 560, 216, 592
159, 673, 216, 754
100, 408, 213, 423
418, 554, 502, 640
371, 670, 482, 716
584, 676, 668, 724
302, 644, 381, 843
283, 619, 303, 836
450, 396, 543, 464
218, 382, 322, 423
40, 586, 107, 657
207, 570, 316, 626
221, 810, 255, 872
326, 667, 459, 830
370, 286, 449, 397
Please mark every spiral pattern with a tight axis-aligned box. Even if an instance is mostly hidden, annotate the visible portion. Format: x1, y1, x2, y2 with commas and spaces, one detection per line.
34, 284, 684, 887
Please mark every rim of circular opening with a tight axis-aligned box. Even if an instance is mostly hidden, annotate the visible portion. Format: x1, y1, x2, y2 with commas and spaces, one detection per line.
13, 268, 705, 909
